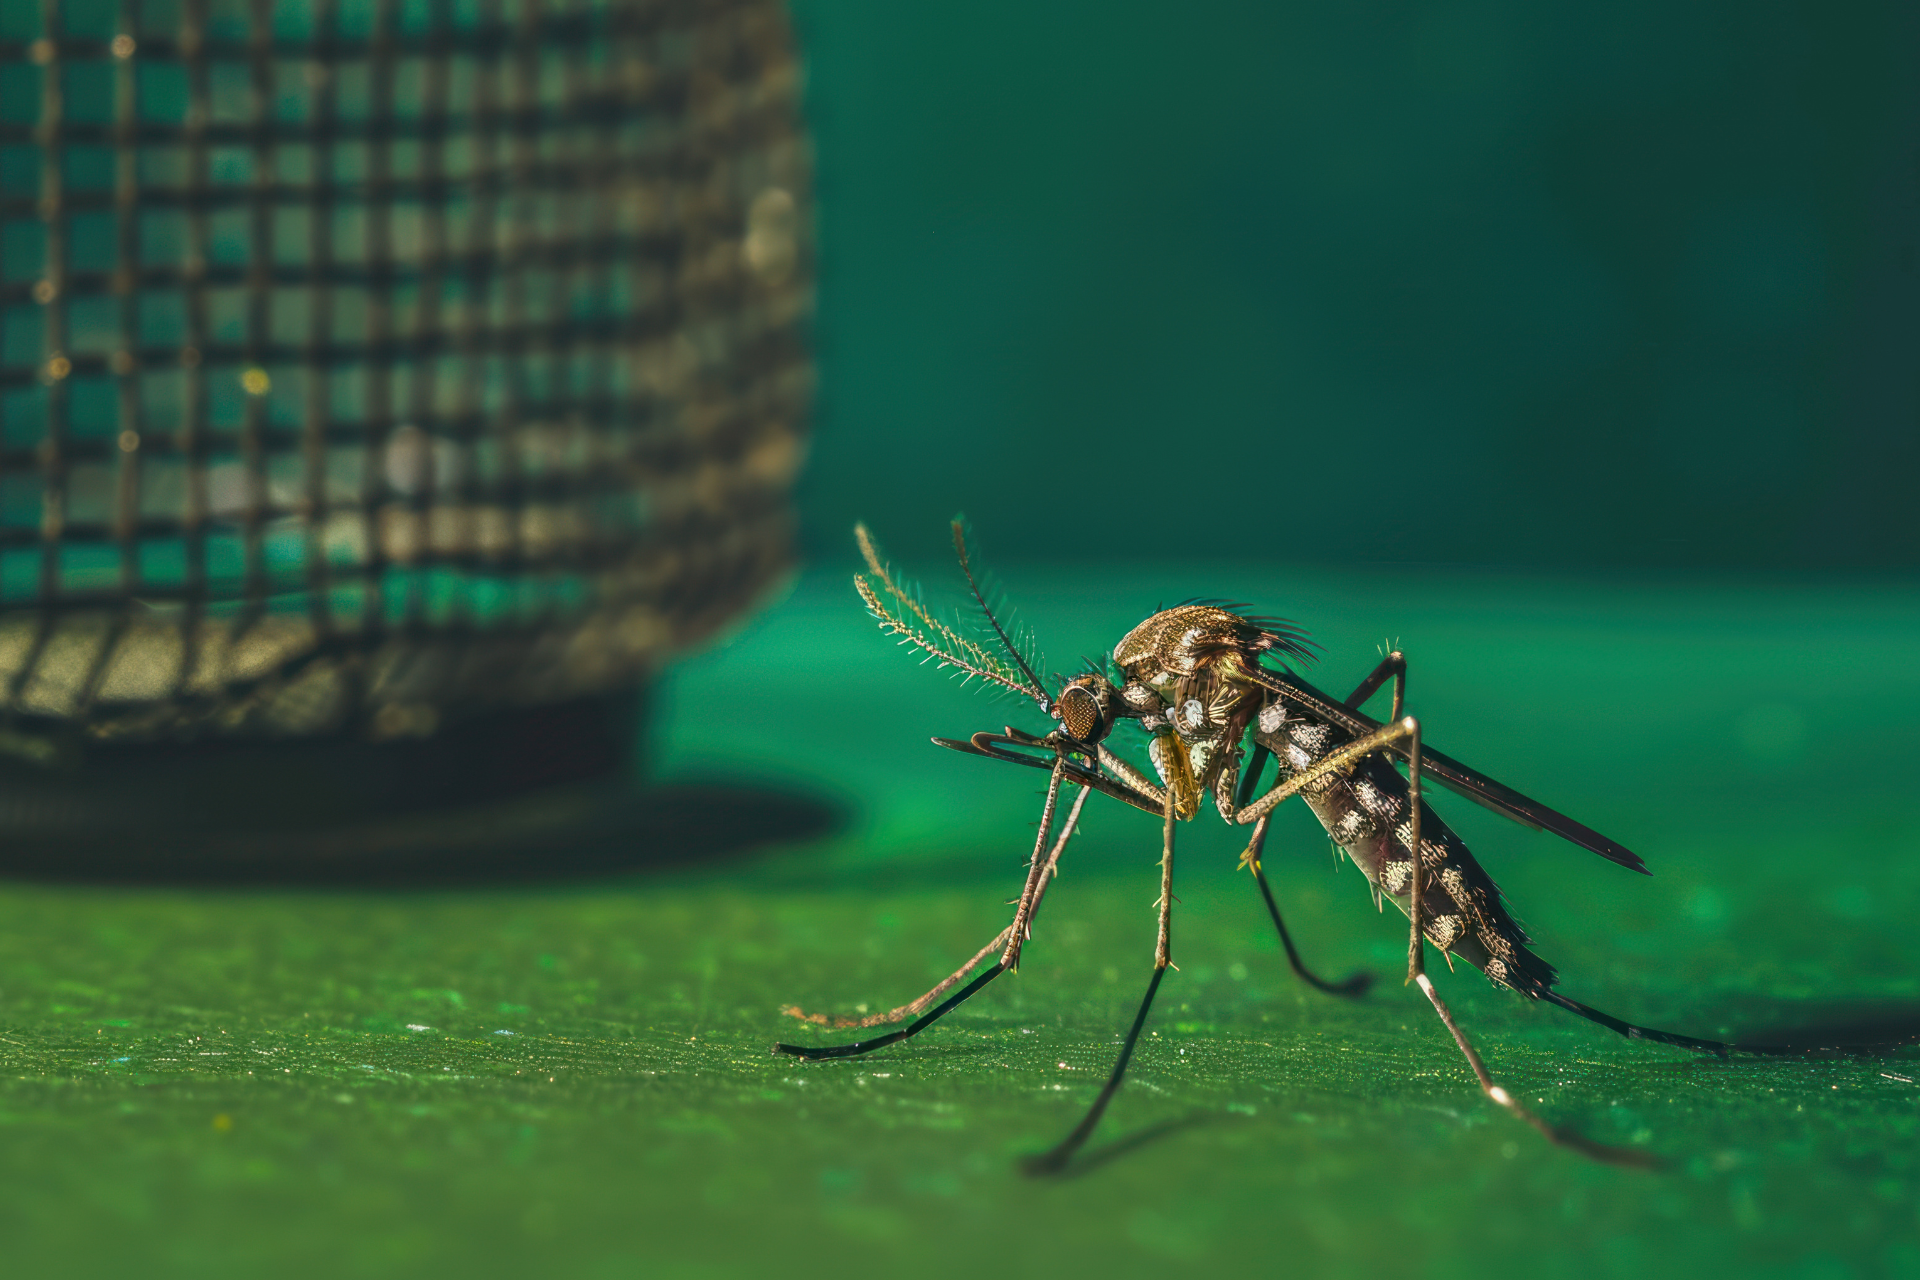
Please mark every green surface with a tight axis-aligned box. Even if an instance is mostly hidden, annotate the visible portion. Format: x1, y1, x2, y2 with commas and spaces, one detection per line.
4, 565, 1920, 1277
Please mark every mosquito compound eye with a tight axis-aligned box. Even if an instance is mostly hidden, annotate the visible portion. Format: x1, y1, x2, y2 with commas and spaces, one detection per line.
1056, 685, 1103, 742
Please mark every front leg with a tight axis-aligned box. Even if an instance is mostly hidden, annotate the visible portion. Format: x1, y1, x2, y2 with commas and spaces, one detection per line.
774, 759, 1091, 1058
1024, 783, 1180, 1176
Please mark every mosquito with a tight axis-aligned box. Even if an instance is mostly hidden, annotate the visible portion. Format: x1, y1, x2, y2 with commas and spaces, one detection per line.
774, 521, 1728, 1171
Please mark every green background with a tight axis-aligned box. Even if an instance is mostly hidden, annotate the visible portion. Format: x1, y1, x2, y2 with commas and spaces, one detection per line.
793, 0, 1918, 572
4, 2, 1920, 1278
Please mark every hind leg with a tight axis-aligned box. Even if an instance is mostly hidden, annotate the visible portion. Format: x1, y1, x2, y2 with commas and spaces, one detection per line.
1240, 716, 1659, 1166
1234, 799, 1372, 997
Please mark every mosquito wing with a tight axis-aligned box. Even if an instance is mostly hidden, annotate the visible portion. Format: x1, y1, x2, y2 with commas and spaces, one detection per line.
1246, 666, 1650, 876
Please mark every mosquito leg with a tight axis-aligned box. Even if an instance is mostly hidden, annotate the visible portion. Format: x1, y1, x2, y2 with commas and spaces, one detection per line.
1002, 759, 1070, 971
1240, 655, 1406, 806
1393, 722, 1654, 1165
787, 778, 1091, 1030
1234, 738, 1372, 995
1238, 714, 1433, 979
1023, 787, 1179, 1175
1239, 697, 1664, 1164
1294, 658, 1415, 983
774, 966, 1008, 1061
1233, 743, 1270, 809
1241, 813, 1372, 997
1154, 780, 1175, 969
1404, 717, 1426, 984
1236, 716, 1422, 827
1343, 650, 1407, 718
1023, 966, 1167, 1176
1409, 968, 1658, 1168
781, 927, 1011, 1030
774, 769, 1092, 1054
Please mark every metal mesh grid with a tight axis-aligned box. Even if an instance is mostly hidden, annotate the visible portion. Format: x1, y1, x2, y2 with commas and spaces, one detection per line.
0, 0, 809, 745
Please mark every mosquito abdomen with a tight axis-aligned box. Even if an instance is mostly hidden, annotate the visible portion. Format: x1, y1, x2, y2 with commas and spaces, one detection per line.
1261, 726, 1559, 997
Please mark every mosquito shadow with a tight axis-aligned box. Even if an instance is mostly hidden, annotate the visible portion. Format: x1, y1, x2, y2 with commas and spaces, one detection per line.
1728, 999, 1920, 1056
0, 779, 844, 888
1022, 1110, 1220, 1180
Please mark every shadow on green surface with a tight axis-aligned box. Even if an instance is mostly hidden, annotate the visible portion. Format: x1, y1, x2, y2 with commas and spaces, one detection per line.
1727, 1001, 1920, 1056
1039, 1111, 1224, 1181
0, 779, 844, 887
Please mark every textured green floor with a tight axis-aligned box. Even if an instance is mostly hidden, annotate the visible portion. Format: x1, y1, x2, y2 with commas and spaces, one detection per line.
2, 564, 1918, 1278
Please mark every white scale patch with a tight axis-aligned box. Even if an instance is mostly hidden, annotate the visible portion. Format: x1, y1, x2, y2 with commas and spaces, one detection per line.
1428, 914, 1460, 948
1188, 739, 1218, 782
1381, 860, 1411, 894
1257, 701, 1289, 734
1290, 724, 1331, 753
1353, 779, 1400, 818
1393, 823, 1447, 865
1177, 699, 1206, 730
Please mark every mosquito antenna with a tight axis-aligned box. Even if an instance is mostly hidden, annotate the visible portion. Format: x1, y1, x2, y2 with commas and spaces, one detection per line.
951, 518, 1050, 703
853, 523, 1049, 706
856, 523, 946, 638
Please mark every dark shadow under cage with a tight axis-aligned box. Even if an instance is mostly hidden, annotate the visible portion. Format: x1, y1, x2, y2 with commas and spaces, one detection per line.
0, 0, 810, 759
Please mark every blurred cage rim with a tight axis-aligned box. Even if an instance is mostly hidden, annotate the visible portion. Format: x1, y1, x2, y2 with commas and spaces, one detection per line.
0, 0, 813, 859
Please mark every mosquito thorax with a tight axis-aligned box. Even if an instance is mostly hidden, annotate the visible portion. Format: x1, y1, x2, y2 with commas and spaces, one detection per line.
1114, 679, 1167, 724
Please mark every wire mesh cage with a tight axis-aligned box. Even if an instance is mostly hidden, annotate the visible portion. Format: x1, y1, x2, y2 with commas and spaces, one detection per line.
0, 0, 811, 864
0, 0, 808, 755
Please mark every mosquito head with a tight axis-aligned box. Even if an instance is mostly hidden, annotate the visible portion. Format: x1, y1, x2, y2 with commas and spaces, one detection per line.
1053, 673, 1118, 746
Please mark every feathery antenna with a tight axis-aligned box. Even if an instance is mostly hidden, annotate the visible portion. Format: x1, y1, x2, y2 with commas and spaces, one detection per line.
854, 523, 1050, 707
950, 518, 1050, 702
